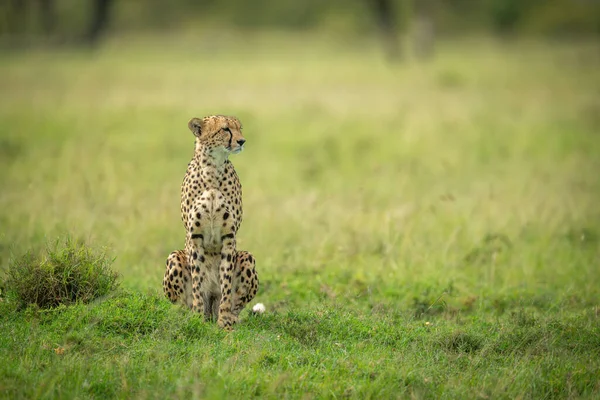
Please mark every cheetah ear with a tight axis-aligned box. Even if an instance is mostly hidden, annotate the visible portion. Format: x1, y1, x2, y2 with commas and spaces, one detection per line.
188, 117, 204, 137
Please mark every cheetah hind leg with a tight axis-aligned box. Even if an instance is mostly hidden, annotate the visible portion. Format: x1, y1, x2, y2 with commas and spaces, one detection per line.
164, 249, 257, 320
231, 250, 259, 317
163, 250, 193, 308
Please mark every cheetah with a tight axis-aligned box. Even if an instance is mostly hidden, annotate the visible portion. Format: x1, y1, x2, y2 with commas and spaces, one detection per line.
163, 115, 258, 330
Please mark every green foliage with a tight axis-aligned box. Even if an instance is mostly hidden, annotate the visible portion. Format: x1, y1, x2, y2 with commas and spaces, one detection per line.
440, 331, 483, 353
0, 0, 598, 40
0, 291, 598, 398
1, 239, 119, 310
488, 0, 523, 33
0, 33, 599, 398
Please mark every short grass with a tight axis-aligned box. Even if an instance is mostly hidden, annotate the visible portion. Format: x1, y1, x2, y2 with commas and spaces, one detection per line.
1, 32, 599, 399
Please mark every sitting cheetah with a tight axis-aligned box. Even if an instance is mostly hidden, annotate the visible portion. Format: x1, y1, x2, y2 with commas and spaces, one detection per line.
163, 115, 258, 330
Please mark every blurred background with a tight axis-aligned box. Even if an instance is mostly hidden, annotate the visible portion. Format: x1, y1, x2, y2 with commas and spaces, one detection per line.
1, 0, 599, 53
1, 0, 599, 310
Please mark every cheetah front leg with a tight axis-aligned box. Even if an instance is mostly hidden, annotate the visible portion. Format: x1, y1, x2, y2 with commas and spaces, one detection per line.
187, 227, 208, 317
218, 232, 237, 330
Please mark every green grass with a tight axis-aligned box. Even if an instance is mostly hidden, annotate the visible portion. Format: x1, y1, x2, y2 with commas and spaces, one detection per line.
1, 32, 600, 398
2, 238, 119, 310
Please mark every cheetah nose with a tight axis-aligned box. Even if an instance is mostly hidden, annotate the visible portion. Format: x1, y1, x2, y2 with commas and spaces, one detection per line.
237, 139, 246, 146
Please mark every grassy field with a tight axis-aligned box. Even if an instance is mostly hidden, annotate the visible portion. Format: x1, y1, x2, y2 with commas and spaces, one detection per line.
1, 32, 599, 398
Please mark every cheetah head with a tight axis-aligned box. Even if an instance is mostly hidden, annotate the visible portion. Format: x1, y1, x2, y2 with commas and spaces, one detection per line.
188, 115, 246, 156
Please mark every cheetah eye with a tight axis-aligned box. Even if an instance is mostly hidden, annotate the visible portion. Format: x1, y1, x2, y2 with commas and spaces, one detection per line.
222, 127, 231, 133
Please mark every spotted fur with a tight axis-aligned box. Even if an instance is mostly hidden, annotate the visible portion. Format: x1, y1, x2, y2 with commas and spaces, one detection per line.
163, 115, 258, 330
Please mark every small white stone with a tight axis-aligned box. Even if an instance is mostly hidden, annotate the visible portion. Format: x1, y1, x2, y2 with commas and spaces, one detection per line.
252, 303, 266, 314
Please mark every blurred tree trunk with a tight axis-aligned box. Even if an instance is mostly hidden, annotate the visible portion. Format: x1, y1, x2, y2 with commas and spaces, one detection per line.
39, 0, 56, 35
7, 0, 27, 35
86, 0, 114, 45
369, 0, 402, 61
413, 0, 435, 60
